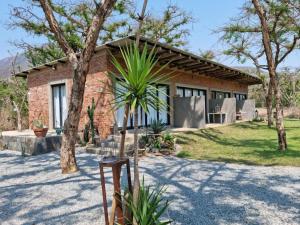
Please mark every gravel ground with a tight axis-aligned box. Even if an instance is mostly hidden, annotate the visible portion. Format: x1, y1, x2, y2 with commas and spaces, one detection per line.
1, 149, 300, 225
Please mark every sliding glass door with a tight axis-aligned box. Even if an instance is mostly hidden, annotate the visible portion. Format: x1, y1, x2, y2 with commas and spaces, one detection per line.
52, 84, 67, 129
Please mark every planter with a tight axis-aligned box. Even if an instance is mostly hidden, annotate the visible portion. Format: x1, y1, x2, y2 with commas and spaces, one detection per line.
33, 128, 48, 138
55, 128, 63, 135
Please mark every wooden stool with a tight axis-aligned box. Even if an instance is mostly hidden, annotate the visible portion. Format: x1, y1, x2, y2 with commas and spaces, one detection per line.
99, 157, 132, 225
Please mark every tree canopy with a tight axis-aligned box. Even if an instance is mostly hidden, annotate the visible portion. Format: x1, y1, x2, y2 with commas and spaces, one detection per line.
10, 0, 193, 66
220, 0, 300, 70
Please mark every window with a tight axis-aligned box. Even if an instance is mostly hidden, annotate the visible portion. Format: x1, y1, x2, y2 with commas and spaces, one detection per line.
176, 86, 208, 122
211, 91, 231, 99
116, 84, 170, 128
234, 93, 247, 100
176, 86, 206, 97
176, 87, 184, 97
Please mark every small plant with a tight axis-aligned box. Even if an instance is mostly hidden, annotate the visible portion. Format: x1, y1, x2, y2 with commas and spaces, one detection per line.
87, 98, 96, 143
55, 128, 63, 135
32, 116, 48, 137
124, 178, 171, 225
163, 133, 174, 142
32, 119, 44, 129
150, 119, 166, 135
139, 135, 149, 149
153, 138, 162, 150
83, 123, 89, 143
162, 133, 175, 150
177, 150, 192, 158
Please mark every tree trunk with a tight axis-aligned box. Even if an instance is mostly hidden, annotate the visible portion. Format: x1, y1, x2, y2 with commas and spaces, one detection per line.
266, 84, 273, 127
132, 106, 140, 220
39, 0, 117, 173
12, 101, 22, 132
61, 66, 87, 174
119, 103, 130, 158
252, 0, 287, 151
273, 77, 287, 151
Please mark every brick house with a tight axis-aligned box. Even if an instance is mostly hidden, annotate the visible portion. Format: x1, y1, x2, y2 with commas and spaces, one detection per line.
16, 36, 260, 139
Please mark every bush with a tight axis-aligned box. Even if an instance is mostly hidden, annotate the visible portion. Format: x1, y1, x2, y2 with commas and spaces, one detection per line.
139, 135, 149, 149
124, 178, 171, 225
177, 151, 192, 158
150, 119, 166, 135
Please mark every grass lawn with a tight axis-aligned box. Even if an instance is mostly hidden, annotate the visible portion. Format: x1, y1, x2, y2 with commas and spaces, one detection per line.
175, 119, 300, 166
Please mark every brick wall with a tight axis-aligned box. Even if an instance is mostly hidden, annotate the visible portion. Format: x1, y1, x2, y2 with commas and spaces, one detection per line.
27, 48, 114, 138
27, 48, 249, 139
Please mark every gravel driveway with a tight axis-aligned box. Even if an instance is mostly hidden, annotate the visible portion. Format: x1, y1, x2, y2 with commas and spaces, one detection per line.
1, 149, 300, 225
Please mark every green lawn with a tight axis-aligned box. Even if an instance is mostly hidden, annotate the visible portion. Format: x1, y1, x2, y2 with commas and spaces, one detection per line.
175, 119, 300, 166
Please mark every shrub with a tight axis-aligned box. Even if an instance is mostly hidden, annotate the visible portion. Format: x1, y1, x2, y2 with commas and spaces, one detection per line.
177, 151, 192, 158
124, 178, 171, 225
152, 138, 162, 150
139, 135, 149, 149
83, 124, 89, 143
32, 119, 44, 129
162, 133, 174, 142
150, 119, 166, 135
87, 98, 96, 143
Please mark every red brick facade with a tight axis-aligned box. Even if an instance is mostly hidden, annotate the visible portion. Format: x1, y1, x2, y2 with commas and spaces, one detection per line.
27, 47, 248, 139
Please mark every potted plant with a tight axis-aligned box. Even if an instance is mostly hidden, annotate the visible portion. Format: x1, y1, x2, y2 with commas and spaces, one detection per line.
32, 119, 48, 138
55, 128, 63, 135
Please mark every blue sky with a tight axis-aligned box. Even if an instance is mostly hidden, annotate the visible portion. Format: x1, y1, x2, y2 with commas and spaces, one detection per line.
0, 0, 299, 68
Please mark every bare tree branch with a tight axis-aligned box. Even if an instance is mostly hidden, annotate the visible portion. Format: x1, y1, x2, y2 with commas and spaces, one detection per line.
38, 0, 75, 57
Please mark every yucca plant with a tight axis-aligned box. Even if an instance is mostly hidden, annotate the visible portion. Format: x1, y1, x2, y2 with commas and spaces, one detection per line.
109, 43, 170, 208
150, 119, 166, 135
124, 178, 171, 225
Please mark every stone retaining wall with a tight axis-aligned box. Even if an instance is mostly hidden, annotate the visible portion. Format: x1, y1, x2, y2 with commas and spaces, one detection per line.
0, 134, 61, 155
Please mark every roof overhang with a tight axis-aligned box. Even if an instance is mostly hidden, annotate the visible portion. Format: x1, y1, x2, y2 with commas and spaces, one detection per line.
15, 35, 261, 85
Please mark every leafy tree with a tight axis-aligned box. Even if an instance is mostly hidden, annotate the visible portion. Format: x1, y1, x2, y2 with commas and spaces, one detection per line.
199, 50, 216, 60
220, 0, 300, 150
279, 68, 300, 107
25, 0, 117, 174
0, 77, 28, 131
10, 1, 193, 66
139, 4, 193, 47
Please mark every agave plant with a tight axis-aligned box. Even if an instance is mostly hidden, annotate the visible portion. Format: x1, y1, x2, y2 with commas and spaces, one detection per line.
109, 43, 170, 207
124, 178, 172, 225
150, 119, 166, 135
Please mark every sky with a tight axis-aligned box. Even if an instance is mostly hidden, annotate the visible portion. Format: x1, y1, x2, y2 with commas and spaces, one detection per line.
0, 0, 299, 68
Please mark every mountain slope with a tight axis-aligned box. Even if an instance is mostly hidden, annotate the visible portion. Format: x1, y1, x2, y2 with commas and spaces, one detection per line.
0, 54, 29, 79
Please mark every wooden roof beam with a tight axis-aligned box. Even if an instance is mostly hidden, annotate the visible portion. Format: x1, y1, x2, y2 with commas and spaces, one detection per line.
178, 60, 207, 69
159, 53, 180, 61
184, 64, 211, 71
195, 66, 221, 74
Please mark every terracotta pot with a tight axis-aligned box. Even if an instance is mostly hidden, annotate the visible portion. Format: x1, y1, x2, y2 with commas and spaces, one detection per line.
33, 127, 48, 138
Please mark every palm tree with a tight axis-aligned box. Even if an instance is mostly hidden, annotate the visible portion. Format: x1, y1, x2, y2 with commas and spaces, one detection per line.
110, 43, 169, 208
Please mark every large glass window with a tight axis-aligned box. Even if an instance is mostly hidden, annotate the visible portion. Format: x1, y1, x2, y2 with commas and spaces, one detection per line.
211, 91, 231, 99
176, 86, 206, 97
234, 93, 247, 100
116, 84, 170, 128
52, 84, 67, 129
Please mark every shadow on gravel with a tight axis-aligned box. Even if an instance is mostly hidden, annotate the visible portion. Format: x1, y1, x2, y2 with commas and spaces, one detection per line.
1, 151, 299, 225
140, 157, 300, 225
